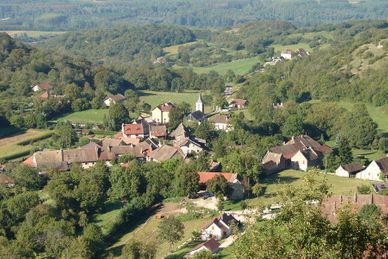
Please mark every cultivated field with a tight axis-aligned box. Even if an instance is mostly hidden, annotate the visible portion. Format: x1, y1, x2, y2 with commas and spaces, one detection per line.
270, 42, 312, 53
163, 41, 198, 55
0, 129, 52, 160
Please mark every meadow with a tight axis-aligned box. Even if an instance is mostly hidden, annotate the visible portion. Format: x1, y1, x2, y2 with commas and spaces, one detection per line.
270, 42, 312, 53
0, 128, 52, 160
57, 109, 108, 124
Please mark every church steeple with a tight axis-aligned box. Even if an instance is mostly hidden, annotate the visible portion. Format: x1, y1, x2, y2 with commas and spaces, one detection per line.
196, 93, 204, 113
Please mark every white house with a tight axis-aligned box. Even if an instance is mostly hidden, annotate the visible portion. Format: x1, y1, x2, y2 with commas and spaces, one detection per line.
290, 148, 319, 171
174, 138, 203, 156
357, 157, 388, 181
31, 82, 52, 92
210, 114, 232, 131
103, 94, 125, 107
281, 49, 295, 60
187, 238, 220, 257
335, 162, 364, 178
201, 218, 231, 241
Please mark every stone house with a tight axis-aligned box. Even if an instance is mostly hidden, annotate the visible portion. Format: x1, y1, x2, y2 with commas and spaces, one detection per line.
151, 102, 175, 124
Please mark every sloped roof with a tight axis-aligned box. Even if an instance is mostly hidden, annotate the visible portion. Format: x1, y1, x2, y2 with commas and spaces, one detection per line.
287, 135, 332, 154
299, 148, 319, 161
219, 213, 238, 225
191, 238, 220, 253
150, 145, 183, 162
34, 150, 64, 169
156, 102, 175, 112
231, 99, 247, 106
110, 146, 145, 158
211, 114, 229, 124
150, 124, 167, 137
105, 94, 125, 102
123, 123, 145, 135
341, 162, 364, 174
376, 157, 388, 175
170, 123, 188, 139
198, 172, 237, 184
82, 141, 102, 150
270, 144, 300, 160
36, 82, 52, 90
63, 148, 99, 163
23, 155, 36, 167
102, 138, 123, 150
187, 110, 205, 121
99, 151, 116, 161
39, 91, 49, 99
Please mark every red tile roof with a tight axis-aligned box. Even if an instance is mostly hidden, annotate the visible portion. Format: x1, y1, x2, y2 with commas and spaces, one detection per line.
123, 123, 145, 135
39, 91, 49, 99
198, 172, 236, 184
192, 238, 220, 253
22, 156, 36, 167
37, 82, 52, 90
150, 125, 167, 137
157, 102, 175, 112
231, 99, 247, 107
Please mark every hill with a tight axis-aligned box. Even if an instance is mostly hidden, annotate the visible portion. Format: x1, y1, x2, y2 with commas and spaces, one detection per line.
0, 0, 387, 31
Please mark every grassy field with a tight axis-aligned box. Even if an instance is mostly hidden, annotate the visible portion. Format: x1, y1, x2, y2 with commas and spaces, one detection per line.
108, 202, 213, 259
163, 41, 198, 55
174, 56, 261, 75
57, 109, 108, 124
1, 30, 65, 37
0, 129, 52, 160
246, 170, 372, 208
138, 90, 212, 112
270, 42, 312, 53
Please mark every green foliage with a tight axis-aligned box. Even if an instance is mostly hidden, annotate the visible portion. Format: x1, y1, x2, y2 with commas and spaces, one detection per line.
122, 240, 157, 259
207, 175, 231, 199
103, 103, 130, 131
158, 216, 184, 248
336, 135, 353, 165
53, 121, 78, 148
357, 184, 372, 194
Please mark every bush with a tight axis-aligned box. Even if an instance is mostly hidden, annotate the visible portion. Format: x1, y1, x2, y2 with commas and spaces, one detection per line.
357, 184, 372, 194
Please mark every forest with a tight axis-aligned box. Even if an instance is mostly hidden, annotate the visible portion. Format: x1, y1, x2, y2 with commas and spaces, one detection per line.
0, 0, 387, 31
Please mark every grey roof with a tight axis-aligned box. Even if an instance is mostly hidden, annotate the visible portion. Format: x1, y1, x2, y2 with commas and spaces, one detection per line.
63, 148, 99, 163
150, 145, 184, 162
170, 123, 188, 139
34, 150, 66, 170
187, 110, 205, 121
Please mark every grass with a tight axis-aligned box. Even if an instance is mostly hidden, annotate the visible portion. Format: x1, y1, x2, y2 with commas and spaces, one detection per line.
270, 42, 312, 53
336, 101, 388, 134
247, 169, 373, 208
163, 41, 198, 55
174, 56, 261, 75
108, 204, 213, 258
94, 201, 123, 235
1, 30, 65, 37
57, 109, 108, 124
0, 129, 52, 160
138, 90, 212, 112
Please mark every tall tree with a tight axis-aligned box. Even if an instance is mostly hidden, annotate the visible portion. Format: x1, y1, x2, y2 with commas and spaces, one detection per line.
158, 216, 184, 250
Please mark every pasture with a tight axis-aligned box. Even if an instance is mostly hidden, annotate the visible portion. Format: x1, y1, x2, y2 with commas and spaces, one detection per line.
246, 169, 372, 208
174, 56, 261, 75
163, 41, 198, 55
1, 30, 65, 37
0, 129, 52, 160
57, 109, 108, 124
270, 42, 312, 53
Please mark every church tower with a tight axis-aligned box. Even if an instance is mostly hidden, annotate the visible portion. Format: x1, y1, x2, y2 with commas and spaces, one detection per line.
196, 93, 204, 113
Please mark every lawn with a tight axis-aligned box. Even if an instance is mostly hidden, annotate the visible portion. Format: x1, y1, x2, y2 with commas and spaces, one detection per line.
174, 56, 261, 75
94, 201, 123, 235
0, 129, 52, 160
247, 170, 372, 208
57, 109, 108, 124
1, 30, 65, 37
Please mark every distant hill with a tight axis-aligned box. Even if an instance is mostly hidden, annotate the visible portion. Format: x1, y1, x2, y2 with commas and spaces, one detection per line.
0, 0, 387, 31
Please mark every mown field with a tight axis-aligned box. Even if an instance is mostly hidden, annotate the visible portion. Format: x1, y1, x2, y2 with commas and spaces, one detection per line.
58, 109, 108, 124
270, 42, 312, 53
0, 128, 52, 160
163, 41, 198, 55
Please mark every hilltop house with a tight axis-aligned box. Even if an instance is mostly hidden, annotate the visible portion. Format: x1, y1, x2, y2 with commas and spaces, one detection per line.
281, 49, 295, 60
335, 162, 364, 178
151, 102, 175, 124
198, 172, 244, 200
229, 99, 247, 109
356, 157, 388, 181
103, 94, 125, 107
31, 82, 52, 92
187, 238, 220, 257
262, 135, 332, 173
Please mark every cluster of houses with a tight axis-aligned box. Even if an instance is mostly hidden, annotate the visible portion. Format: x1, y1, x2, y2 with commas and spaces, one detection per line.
187, 213, 239, 257
335, 156, 388, 181
262, 134, 388, 182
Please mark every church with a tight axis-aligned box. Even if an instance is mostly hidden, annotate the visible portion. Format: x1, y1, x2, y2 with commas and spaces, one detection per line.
186, 93, 206, 123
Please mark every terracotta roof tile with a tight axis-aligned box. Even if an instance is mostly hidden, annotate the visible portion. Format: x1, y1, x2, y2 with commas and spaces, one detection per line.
198, 172, 237, 183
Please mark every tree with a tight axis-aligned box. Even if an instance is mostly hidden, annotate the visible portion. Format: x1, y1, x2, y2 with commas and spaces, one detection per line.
104, 103, 129, 130
282, 115, 304, 138
158, 216, 184, 250
207, 175, 230, 199
173, 164, 199, 198
336, 135, 353, 165
54, 121, 78, 148
10, 165, 45, 191
122, 240, 157, 259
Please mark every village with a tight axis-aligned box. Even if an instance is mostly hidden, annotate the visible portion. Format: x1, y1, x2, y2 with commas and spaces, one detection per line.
1, 88, 387, 257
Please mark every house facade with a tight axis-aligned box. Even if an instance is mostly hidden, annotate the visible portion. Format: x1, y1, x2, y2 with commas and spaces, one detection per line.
122, 122, 149, 139
103, 94, 125, 107
198, 172, 244, 200
151, 102, 175, 124
357, 157, 388, 181
187, 238, 220, 257
201, 218, 231, 240
211, 115, 232, 131
335, 162, 364, 178
262, 135, 332, 173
